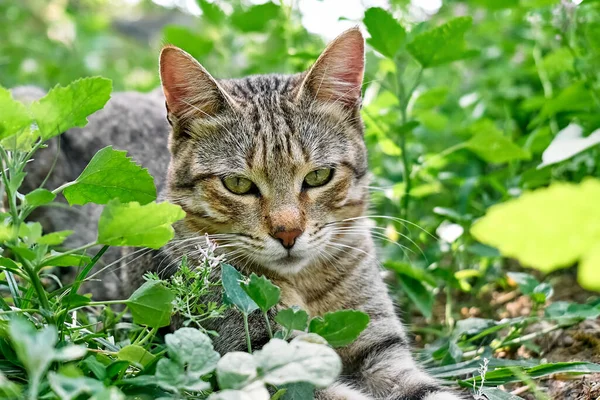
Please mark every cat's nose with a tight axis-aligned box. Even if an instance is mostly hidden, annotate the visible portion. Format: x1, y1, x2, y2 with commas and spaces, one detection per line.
272, 228, 303, 249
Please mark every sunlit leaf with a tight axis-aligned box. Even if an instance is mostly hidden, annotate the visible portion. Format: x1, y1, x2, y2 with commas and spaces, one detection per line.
126, 281, 175, 328
63, 146, 156, 206
308, 310, 369, 348
97, 200, 185, 249
363, 7, 406, 58
30, 77, 112, 139
471, 179, 600, 274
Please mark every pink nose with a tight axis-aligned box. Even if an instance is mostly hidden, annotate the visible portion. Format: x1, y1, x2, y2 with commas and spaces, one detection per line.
272, 228, 303, 249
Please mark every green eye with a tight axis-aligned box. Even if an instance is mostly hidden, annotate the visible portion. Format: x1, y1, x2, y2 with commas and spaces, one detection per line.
303, 168, 333, 188
223, 176, 255, 195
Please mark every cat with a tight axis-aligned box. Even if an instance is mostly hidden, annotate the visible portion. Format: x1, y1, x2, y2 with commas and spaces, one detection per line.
16, 28, 465, 399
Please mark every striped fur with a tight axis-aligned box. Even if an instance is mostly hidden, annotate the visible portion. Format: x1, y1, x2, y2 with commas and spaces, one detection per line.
158, 29, 465, 400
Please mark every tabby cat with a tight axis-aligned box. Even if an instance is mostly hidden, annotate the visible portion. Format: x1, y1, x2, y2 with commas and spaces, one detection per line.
18, 28, 464, 399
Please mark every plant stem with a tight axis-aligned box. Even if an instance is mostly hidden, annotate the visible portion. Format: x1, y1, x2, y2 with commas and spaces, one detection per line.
51, 180, 77, 195
0, 308, 39, 315
263, 312, 273, 339
243, 313, 252, 353
20, 257, 53, 323
135, 326, 158, 346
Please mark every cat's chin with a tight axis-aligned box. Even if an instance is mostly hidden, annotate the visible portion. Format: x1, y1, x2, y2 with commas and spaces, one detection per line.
261, 254, 312, 276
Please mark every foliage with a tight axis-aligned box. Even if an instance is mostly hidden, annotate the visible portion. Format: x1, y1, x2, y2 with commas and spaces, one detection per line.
2, 0, 600, 398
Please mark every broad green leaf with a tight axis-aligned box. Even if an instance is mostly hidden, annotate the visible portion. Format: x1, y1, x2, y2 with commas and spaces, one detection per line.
396, 274, 434, 318
241, 273, 280, 313
155, 358, 186, 392
63, 146, 156, 206
464, 120, 530, 163
506, 272, 539, 295
30, 77, 112, 139
308, 310, 370, 347
0, 87, 31, 140
541, 47, 574, 78
90, 387, 126, 400
41, 251, 91, 267
539, 123, 600, 168
37, 230, 73, 246
280, 382, 315, 400
97, 200, 185, 249
580, 245, 600, 291
231, 2, 281, 32
545, 301, 600, 321
164, 327, 220, 378
8, 319, 86, 398
363, 7, 406, 58
198, 0, 226, 24
471, 179, 600, 274
47, 372, 105, 400
117, 345, 156, 369
407, 16, 476, 68
126, 280, 175, 328
254, 335, 342, 387
0, 257, 21, 274
275, 307, 309, 334
520, 0, 560, 7
471, 0, 519, 8
386, 261, 437, 286
163, 25, 214, 60
530, 82, 594, 127
216, 352, 257, 390
208, 384, 269, 400
221, 264, 259, 315
24, 188, 56, 208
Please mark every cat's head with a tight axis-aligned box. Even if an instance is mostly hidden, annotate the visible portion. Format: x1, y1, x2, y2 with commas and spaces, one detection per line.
159, 28, 369, 275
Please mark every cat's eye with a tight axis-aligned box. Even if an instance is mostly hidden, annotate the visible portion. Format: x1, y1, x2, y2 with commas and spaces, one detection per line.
303, 168, 333, 188
222, 176, 255, 195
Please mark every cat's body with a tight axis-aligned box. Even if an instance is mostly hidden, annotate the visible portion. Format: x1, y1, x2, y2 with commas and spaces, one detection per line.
16, 29, 464, 400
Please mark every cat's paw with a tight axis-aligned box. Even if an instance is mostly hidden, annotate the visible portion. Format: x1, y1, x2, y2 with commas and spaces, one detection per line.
422, 391, 466, 400
316, 382, 373, 400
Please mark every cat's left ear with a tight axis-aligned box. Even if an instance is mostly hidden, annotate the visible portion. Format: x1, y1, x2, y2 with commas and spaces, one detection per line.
296, 27, 365, 108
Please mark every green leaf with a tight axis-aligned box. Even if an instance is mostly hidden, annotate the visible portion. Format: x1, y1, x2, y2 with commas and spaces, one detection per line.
164, 327, 220, 378
221, 264, 259, 315
0, 87, 32, 140
580, 245, 600, 291
97, 200, 185, 249
407, 16, 476, 68
163, 25, 214, 60
480, 387, 524, 400
280, 383, 315, 400
506, 272, 540, 295
37, 230, 73, 246
395, 274, 434, 318
126, 280, 175, 328
275, 307, 309, 335
254, 335, 342, 387
63, 146, 156, 206
8, 319, 86, 398
461, 361, 600, 386
530, 82, 594, 127
308, 310, 370, 347
30, 77, 112, 140
47, 372, 105, 400
231, 2, 281, 32
90, 387, 126, 400
464, 120, 531, 163
41, 251, 91, 267
117, 345, 156, 369
216, 352, 257, 390
241, 273, 280, 313
198, 0, 226, 23
363, 7, 406, 58
471, 179, 600, 274
545, 301, 600, 321
24, 188, 55, 208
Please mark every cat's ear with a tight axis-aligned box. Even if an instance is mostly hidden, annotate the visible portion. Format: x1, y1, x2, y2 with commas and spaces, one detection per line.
159, 46, 236, 121
296, 27, 365, 108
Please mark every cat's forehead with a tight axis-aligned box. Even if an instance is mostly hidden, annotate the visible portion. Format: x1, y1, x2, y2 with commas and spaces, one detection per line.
188, 75, 363, 178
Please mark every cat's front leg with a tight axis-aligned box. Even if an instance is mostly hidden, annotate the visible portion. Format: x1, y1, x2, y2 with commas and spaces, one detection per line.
340, 318, 465, 400
316, 382, 373, 400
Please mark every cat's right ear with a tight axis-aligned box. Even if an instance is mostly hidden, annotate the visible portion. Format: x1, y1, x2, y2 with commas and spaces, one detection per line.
159, 46, 236, 123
